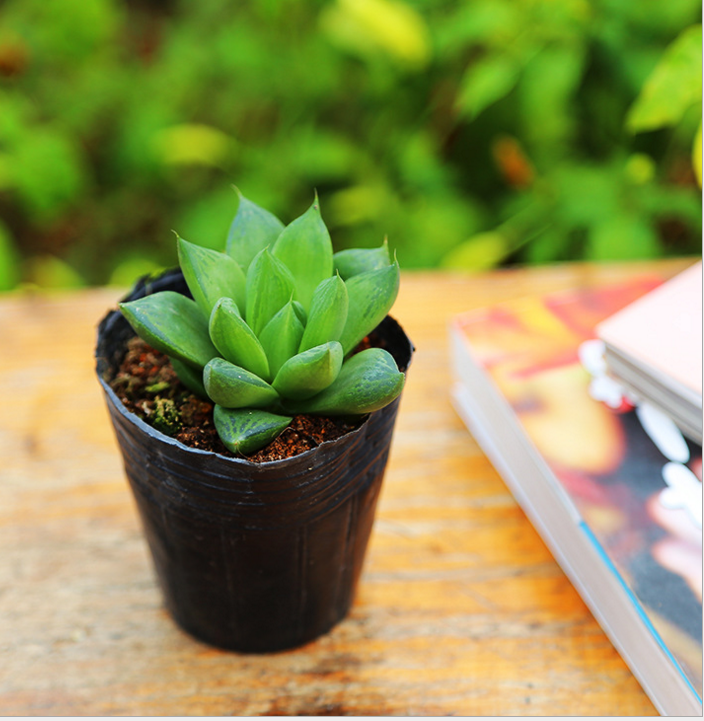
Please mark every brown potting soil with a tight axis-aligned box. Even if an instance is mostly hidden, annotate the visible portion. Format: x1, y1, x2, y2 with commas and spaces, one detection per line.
108, 336, 370, 463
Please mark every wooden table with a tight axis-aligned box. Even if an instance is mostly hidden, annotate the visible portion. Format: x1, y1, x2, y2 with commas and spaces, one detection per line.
1, 259, 692, 716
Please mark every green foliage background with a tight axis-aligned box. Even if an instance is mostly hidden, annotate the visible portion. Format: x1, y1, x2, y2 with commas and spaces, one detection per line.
0, 0, 701, 289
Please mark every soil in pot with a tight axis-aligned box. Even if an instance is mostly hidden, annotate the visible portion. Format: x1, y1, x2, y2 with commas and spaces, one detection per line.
106, 327, 395, 463
107, 336, 364, 462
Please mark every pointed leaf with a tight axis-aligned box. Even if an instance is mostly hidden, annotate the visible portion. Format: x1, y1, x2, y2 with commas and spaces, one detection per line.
177, 235, 246, 316
457, 53, 519, 120
333, 239, 391, 280
203, 357, 279, 409
225, 189, 285, 271
627, 25, 702, 133
120, 291, 217, 369
209, 297, 270, 379
245, 248, 296, 336
214, 406, 292, 455
292, 300, 307, 325
338, 260, 400, 355
287, 348, 404, 415
273, 341, 343, 401
171, 358, 207, 398
271, 197, 333, 310
299, 275, 349, 352
259, 300, 305, 379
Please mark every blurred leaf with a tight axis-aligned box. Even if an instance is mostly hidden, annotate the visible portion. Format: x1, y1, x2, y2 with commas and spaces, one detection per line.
11, 130, 86, 221
524, 228, 572, 265
286, 127, 360, 183
693, 123, 702, 186
624, 153, 656, 185
401, 195, 488, 268
587, 214, 661, 260
0, 222, 20, 291
440, 232, 510, 271
25, 255, 85, 289
434, 0, 519, 57
320, 0, 431, 69
328, 185, 387, 227
552, 163, 620, 227
1, 0, 701, 282
397, 131, 454, 193
638, 182, 703, 225
627, 24, 702, 132
519, 43, 586, 153
457, 54, 519, 120
0, 92, 30, 146
599, 0, 701, 37
151, 124, 235, 167
4, 0, 120, 64
175, 187, 240, 251
108, 257, 163, 288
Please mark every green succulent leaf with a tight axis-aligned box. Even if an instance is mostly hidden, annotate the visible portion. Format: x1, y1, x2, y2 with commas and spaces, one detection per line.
120, 291, 218, 369
287, 348, 404, 416
245, 248, 297, 336
292, 300, 307, 326
332, 238, 391, 280
338, 260, 400, 355
259, 300, 305, 379
177, 235, 246, 316
299, 274, 349, 352
225, 189, 285, 272
171, 357, 207, 398
214, 405, 292, 455
203, 357, 279, 409
273, 341, 343, 401
271, 196, 333, 310
209, 297, 270, 379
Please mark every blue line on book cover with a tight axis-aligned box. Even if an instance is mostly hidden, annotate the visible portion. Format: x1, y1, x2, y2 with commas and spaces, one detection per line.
580, 520, 702, 703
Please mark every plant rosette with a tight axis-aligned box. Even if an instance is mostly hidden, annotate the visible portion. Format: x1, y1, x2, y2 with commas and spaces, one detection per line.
95, 191, 413, 652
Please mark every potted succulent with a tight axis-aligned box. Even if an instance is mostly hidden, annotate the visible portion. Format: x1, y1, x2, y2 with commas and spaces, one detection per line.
95, 190, 413, 653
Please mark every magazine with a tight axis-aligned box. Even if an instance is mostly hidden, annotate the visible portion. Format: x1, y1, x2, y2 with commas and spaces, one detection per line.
450, 275, 703, 716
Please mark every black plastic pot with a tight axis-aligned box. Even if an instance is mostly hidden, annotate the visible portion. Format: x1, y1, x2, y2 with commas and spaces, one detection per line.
95, 269, 413, 653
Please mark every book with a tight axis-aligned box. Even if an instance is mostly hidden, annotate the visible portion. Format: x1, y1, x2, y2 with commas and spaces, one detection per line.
596, 261, 703, 444
449, 273, 703, 717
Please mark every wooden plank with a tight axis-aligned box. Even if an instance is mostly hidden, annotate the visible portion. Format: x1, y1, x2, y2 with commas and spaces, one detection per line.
1, 260, 691, 715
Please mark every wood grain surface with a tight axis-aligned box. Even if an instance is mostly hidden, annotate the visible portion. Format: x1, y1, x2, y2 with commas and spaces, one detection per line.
1, 259, 692, 716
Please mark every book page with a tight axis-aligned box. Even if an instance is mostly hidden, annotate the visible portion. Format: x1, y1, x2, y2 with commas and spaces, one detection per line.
597, 262, 702, 396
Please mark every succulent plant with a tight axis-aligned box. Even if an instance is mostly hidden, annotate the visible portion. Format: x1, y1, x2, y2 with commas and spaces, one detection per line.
119, 190, 405, 455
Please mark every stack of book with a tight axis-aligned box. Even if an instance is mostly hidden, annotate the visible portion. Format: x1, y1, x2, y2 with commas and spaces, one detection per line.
596, 261, 702, 444
449, 262, 703, 716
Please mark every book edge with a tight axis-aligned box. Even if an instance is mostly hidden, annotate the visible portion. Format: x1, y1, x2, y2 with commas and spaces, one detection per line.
448, 320, 703, 716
